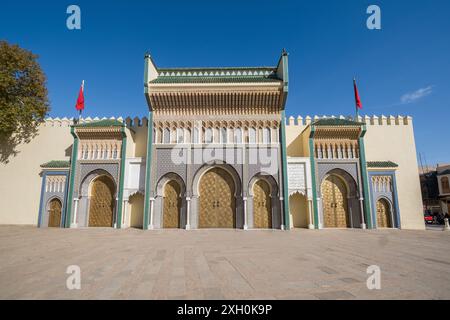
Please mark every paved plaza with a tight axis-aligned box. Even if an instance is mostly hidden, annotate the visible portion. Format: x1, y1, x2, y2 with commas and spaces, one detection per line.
0, 225, 449, 299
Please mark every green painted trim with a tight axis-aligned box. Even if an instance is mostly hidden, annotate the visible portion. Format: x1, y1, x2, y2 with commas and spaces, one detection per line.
144, 55, 149, 94
65, 127, 78, 228
280, 111, 290, 230
358, 126, 372, 229
308, 126, 319, 229
116, 127, 127, 228
282, 52, 289, 93
143, 112, 154, 229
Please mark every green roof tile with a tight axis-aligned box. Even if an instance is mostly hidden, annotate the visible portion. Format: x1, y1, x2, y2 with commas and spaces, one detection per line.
367, 161, 399, 168
40, 160, 70, 168
149, 76, 281, 84
73, 119, 124, 128
150, 66, 282, 84
313, 118, 364, 126
157, 66, 276, 72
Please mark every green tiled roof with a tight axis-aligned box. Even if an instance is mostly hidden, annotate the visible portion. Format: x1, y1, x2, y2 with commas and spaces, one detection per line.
367, 161, 399, 168
150, 66, 282, 84
438, 169, 450, 175
157, 66, 276, 72
150, 76, 281, 84
313, 118, 364, 126
40, 160, 70, 168
73, 119, 124, 128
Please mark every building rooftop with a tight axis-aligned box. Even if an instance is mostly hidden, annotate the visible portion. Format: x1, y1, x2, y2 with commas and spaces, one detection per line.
367, 161, 399, 168
149, 67, 281, 84
73, 119, 125, 128
40, 160, 70, 168
313, 118, 365, 127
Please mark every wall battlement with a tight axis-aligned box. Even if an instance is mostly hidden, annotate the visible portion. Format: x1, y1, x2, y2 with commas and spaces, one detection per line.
43, 116, 149, 128
285, 115, 413, 126
44, 115, 413, 128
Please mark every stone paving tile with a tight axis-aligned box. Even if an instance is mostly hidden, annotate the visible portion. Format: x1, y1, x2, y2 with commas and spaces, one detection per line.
0, 226, 449, 299
314, 290, 356, 300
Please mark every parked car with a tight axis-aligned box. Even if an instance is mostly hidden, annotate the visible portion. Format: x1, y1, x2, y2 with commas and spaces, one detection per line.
424, 213, 434, 224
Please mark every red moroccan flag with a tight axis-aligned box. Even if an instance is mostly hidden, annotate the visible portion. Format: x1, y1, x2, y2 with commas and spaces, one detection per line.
353, 78, 362, 109
75, 80, 84, 111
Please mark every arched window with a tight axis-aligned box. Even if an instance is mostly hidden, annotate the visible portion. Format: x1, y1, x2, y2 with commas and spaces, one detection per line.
176, 128, 184, 143
272, 128, 278, 143
163, 128, 170, 144
249, 127, 256, 144
185, 128, 191, 143
193, 127, 199, 143
205, 128, 213, 143
156, 128, 162, 144
263, 128, 271, 143
221, 127, 227, 143
113, 145, 118, 159
442, 177, 450, 194
234, 128, 242, 143
214, 127, 219, 143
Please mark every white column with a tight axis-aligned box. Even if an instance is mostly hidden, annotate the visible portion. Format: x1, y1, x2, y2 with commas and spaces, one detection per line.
316, 197, 323, 229
149, 197, 155, 229
114, 197, 119, 228
308, 199, 314, 229
186, 197, 191, 230
359, 197, 366, 229
280, 197, 285, 230
122, 199, 128, 228
71, 198, 79, 228
243, 197, 248, 230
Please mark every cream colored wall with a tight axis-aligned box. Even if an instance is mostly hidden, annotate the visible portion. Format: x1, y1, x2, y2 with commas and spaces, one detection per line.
285, 116, 309, 157
0, 120, 73, 225
0, 117, 144, 226
285, 115, 424, 230
133, 124, 148, 158
124, 118, 148, 158
289, 193, 309, 228
128, 193, 144, 228
364, 116, 425, 230
0, 114, 424, 230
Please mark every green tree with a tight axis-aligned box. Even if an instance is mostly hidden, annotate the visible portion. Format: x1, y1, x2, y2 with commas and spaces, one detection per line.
0, 40, 49, 163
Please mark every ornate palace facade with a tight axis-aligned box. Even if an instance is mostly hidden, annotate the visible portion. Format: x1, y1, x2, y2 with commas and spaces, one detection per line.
0, 51, 425, 230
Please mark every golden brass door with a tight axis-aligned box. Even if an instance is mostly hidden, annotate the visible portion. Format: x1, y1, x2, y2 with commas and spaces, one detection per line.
253, 180, 272, 228
376, 198, 392, 228
163, 180, 181, 228
321, 175, 349, 228
88, 175, 115, 227
199, 168, 235, 228
48, 198, 62, 227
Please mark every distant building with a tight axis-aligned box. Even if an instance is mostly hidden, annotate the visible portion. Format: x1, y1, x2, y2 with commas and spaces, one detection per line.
420, 164, 450, 216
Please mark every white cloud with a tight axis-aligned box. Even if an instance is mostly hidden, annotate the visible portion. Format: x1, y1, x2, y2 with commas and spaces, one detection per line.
400, 86, 433, 104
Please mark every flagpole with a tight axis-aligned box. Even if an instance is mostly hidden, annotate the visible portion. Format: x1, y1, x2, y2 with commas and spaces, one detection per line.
78, 80, 84, 123
354, 78, 359, 121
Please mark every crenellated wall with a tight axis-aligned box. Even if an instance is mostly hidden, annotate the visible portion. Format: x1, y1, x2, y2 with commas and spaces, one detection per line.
285, 114, 423, 230
0, 116, 147, 225
0, 114, 423, 229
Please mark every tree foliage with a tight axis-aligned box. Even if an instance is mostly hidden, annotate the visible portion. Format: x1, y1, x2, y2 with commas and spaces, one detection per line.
0, 40, 49, 163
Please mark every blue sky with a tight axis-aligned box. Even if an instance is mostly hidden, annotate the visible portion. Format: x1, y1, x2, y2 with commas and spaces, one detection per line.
1, 0, 449, 165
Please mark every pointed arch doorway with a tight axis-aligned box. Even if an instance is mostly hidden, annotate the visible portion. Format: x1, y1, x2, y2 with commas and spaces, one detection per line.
48, 198, 62, 227
199, 167, 236, 228
88, 175, 116, 227
253, 179, 272, 228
